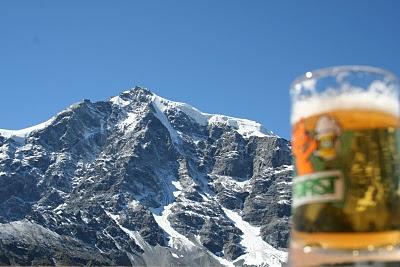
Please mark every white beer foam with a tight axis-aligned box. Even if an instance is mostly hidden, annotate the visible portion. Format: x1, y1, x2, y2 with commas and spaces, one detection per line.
291, 85, 399, 125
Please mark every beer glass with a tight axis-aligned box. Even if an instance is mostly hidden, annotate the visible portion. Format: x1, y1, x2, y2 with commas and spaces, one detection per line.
288, 66, 400, 266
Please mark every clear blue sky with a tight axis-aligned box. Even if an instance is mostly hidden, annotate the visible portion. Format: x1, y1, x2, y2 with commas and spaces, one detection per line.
1, 1, 399, 139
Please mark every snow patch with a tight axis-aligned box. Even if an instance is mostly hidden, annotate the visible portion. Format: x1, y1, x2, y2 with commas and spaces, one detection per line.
152, 203, 195, 250
110, 95, 130, 107
152, 97, 180, 144
172, 180, 183, 198
53, 203, 67, 212
223, 208, 287, 266
152, 94, 274, 139
109, 91, 154, 133
208, 115, 271, 138
0, 144, 10, 161
128, 199, 140, 209
0, 117, 55, 140
171, 252, 180, 258
119, 112, 139, 131
212, 174, 251, 192
105, 211, 145, 250
153, 95, 209, 125
274, 165, 293, 175
171, 180, 183, 191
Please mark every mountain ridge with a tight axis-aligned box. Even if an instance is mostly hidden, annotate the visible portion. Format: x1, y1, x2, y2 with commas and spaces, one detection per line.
0, 87, 292, 266
0, 87, 277, 141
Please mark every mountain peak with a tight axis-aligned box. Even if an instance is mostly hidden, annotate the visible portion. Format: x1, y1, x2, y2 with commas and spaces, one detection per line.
0, 87, 275, 142
109, 86, 153, 107
0, 86, 291, 266
122, 86, 153, 98
107, 86, 276, 139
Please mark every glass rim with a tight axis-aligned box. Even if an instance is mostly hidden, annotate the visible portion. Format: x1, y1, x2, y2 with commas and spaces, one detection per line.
291, 65, 398, 89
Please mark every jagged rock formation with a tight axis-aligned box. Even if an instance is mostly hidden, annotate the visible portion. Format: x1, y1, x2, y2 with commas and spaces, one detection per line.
0, 87, 292, 266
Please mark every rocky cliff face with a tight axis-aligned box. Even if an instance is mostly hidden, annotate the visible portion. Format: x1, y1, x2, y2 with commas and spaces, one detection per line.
0, 87, 292, 266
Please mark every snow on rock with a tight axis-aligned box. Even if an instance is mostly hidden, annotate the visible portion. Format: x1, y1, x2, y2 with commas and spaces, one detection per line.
153, 94, 209, 126
0, 143, 11, 161
212, 174, 252, 192
128, 199, 140, 209
0, 87, 274, 141
208, 115, 271, 138
171, 181, 183, 198
223, 208, 287, 267
152, 203, 195, 251
108, 89, 275, 139
152, 97, 180, 144
111, 93, 150, 133
119, 112, 140, 132
152, 94, 274, 139
171, 253, 180, 258
110, 95, 131, 107
0, 117, 55, 140
274, 165, 293, 175
0, 87, 291, 266
105, 211, 145, 250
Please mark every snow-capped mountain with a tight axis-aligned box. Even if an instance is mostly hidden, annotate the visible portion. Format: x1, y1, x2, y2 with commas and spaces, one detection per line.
0, 87, 292, 266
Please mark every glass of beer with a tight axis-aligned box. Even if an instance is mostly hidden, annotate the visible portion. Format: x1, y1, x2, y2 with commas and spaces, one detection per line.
288, 66, 400, 266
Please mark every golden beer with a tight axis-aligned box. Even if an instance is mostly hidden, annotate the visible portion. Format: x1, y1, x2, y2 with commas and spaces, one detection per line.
291, 109, 400, 250
289, 66, 400, 266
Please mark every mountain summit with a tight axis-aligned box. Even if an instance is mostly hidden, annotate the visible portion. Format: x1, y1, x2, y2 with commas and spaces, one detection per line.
0, 87, 292, 266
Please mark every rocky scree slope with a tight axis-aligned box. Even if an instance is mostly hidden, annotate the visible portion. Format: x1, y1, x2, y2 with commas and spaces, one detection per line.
0, 87, 292, 266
